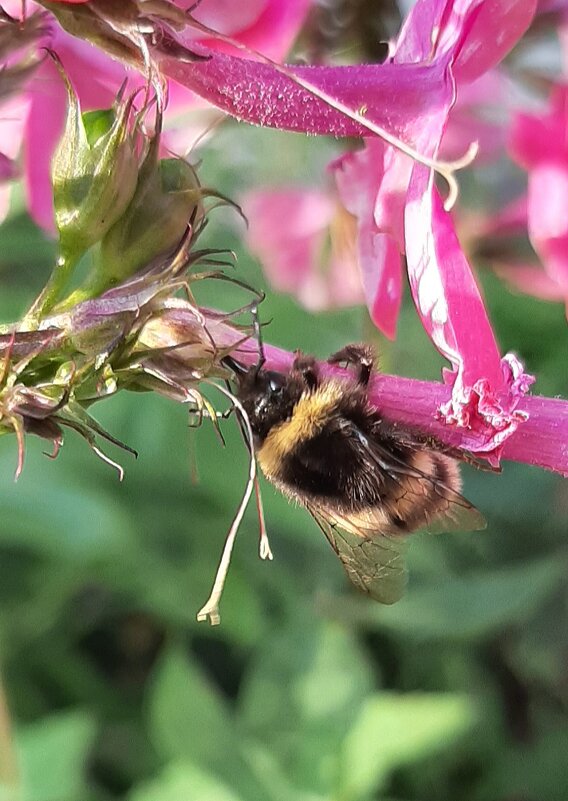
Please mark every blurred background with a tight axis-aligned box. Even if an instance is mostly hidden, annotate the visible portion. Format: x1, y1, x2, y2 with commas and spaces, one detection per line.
1, 2, 568, 801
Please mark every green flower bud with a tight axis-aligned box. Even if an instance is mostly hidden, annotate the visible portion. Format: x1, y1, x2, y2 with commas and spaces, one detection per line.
51, 70, 139, 266
94, 145, 203, 290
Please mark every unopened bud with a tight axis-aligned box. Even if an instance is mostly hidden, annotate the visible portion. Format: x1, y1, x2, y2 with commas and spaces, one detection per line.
94, 147, 203, 288
51, 68, 139, 265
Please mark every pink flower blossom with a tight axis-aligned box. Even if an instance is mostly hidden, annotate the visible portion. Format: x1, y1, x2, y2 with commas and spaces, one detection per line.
242, 188, 364, 311
0, 95, 29, 222
330, 0, 536, 338
474, 195, 568, 310
508, 84, 568, 314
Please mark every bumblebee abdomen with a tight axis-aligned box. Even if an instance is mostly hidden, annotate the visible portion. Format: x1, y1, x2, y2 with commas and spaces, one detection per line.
381, 451, 462, 532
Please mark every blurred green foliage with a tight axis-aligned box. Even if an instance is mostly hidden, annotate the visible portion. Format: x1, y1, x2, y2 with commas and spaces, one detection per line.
0, 123, 567, 801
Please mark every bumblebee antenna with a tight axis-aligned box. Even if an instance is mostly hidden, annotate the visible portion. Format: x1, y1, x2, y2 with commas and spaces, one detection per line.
252, 302, 265, 377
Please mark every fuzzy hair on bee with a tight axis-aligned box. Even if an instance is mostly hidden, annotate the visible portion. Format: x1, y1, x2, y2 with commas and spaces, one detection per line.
222, 344, 486, 605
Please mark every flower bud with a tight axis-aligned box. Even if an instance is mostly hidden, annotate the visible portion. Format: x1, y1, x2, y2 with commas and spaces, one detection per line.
51, 69, 139, 265
94, 145, 204, 289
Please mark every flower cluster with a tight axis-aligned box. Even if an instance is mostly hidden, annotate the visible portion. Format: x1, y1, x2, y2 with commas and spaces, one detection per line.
0, 0, 567, 624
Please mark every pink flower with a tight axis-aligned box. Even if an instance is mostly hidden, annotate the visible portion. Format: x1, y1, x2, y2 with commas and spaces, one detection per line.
242, 188, 364, 311
329, 0, 536, 336
1, 0, 310, 229
0, 95, 29, 223
508, 84, 568, 314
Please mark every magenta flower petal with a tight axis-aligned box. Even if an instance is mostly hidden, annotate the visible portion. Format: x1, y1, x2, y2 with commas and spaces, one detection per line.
403, 166, 536, 461
527, 162, 568, 289
405, 166, 502, 387
449, 0, 537, 83
495, 263, 568, 302
394, 0, 536, 81
24, 59, 68, 231
160, 48, 454, 142
509, 88, 568, 299
357, 229, 402, 339
192, 0, 312, 61
510, 86, 568, 168
333, 141, 406, 338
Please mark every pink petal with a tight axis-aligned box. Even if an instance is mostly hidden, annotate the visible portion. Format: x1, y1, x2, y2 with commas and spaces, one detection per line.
394, 0, 536, 82
449, 0, 537, 83
494, 263, 567, 301
403, 166, 534, 461
405, 166, 503, 388
191, 0, 312, 61
528, 163, 568, 243
24, 59, 68, 231
358, 233, 402, 339
159, 47, 455, 142
510, 87, 568, 169
333, 141, 406, 338
243, 189, 334, 295
527, 161, 568, 290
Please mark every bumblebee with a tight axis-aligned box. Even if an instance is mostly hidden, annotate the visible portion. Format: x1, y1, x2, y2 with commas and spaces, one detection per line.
223, 344, 485, 604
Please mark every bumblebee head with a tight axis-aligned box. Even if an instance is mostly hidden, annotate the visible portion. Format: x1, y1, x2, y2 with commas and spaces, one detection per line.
222, 356, 300, 441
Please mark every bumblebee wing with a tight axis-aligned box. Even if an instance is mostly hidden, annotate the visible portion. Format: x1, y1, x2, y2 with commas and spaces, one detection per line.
352, 428, 486, 535
307, 503, 408, 604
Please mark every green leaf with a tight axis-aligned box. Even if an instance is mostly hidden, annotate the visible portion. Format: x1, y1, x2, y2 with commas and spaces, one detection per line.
338, 693, 477, 801
17, 710, 97, 801
238, 620, 374, 796
478, 727, 568, 801
128, 761, 245, 801
0, 474, 135, 561
148, 647, 270, 800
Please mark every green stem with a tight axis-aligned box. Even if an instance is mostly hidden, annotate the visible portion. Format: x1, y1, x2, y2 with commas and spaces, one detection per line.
23, 253, 80, 326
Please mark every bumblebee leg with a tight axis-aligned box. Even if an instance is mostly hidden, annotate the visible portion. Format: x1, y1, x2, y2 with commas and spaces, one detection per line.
292, 351, 319, 390
328, 344, 375, 386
